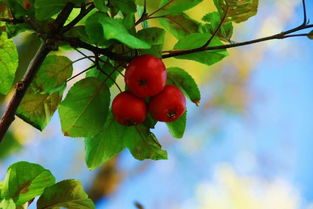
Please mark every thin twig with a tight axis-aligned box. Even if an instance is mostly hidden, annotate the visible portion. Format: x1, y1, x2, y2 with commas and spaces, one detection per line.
162, 23, 313, 59
73, 49, 123, 91
67, 65, 96, 82
202, 5, 229, 48
61, 3, 95, 33
302, 0, 307, 25
148, 0, 174, 17
54, 2, 75, 31
97, 67, 123, 92
135, 0, 147, 26
0, 17, 23, 24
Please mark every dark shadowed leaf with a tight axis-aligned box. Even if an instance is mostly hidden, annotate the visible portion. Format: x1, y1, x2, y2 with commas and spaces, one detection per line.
37, 180, 95, 209
1, 0, 35, 18
111, 0, 136, 13
2, 161, 55, 206
0, 33, 18, 95
35, 0, 86, 20
167, 67, 201, 105
159, 13, 199, 39
214, 0, 259, 23
200, 11, 233, 41
59, 77, 110, 137
166, 111, 186, 138
86, 60, 120, 88
136, 27, 165, 57
125, 125, 168, 160
94, 0, 108, 12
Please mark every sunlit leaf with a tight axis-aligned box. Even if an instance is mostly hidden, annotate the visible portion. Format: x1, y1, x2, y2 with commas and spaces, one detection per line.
174, 33, 228, 66
167, 67, 201, 105
17, 55, 73, 131
59, 77, 110, 137
37, 180, 95, 209
0, 199, 16, 209
85, 113, 126, 170
31, 55, 73, 93
0, 32, 18, 95
2, 161, 55, 206
85, 12, 150, 49
159, 0, 203, 15
17, 90, 63, 131
214, 0, 259, 23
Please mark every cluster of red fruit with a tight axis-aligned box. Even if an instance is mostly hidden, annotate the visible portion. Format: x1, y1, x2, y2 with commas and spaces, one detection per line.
112, 55, 186, 126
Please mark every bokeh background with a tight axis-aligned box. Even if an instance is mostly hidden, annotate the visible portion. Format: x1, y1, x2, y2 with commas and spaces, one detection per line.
1, 0, 313, 208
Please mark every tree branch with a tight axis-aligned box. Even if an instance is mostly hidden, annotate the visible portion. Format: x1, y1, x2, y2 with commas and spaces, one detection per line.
61, 3, 95, 33
162, 23, 313, 59
0, 42, 50, 141
61, 36, 131, 62
0, 17, 23, 24
53, 2, 75, 31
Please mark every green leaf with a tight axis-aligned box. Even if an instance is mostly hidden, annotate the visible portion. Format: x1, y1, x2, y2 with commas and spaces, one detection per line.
159, 13, 199, 39
16, 55, 73, 131
159, 0, 203, 15
2, 161, 55, 206
214, 0, 259, 23
94, 0, 108, 12
31, 55, 73, 93
84, 113, 127, 170
17, 90, 63, 131
136, 27, 165, 57
35, 0, 86, 20
0, 199, 16, 209
59, 77, 110, 137
85, 12, 151, 48
200, 11, 233, 41
5, 23, 31, 39
111, 0, 136, 13
174, 33, 228, 66
86, 60, 120, 88
125, 125, 168, 160
167, 67, 201, 105
0, 33, 18, 95
1, 0, 35, 18
166, 111, 186, 138
37, 179, 95, 209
